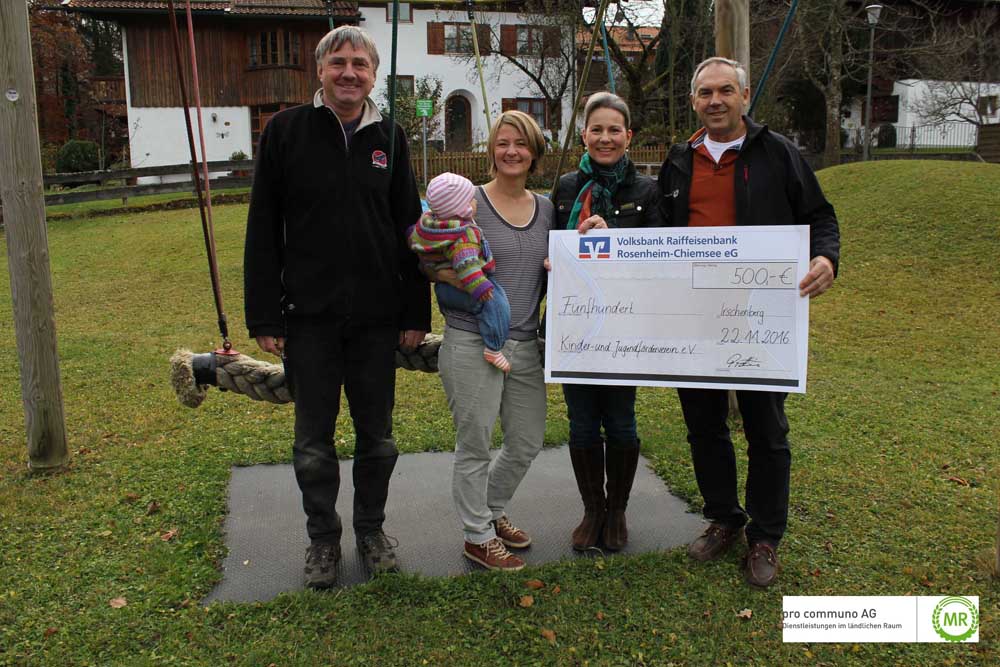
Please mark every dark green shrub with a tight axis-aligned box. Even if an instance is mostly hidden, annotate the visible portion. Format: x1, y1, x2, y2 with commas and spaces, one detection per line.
55, 139, 100, 173
876, 124, 897, 149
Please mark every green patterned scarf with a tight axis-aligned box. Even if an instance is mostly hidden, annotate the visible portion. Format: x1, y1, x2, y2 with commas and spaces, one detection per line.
566, 153, 632, 230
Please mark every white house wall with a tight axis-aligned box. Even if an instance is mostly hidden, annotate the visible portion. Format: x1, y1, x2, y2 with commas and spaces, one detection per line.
128, 106, 252, 183
359, 5, 573, 147
122, 27, 254, 182
844, 78, 1000, 150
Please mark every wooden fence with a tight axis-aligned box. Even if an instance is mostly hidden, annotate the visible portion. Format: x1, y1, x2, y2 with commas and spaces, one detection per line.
40, 159, 254, 206
411, 145, 668, 185
16, 145, 670, 211
977, 124, 1000, 163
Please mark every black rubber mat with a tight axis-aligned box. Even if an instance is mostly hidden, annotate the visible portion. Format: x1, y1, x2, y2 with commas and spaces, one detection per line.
205, 447, 705, 603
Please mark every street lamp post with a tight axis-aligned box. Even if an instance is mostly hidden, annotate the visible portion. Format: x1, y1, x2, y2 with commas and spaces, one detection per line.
863, 4, 882, 161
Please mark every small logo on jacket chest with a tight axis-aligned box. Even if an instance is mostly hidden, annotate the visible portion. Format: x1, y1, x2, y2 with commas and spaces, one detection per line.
371, 150, 388, 169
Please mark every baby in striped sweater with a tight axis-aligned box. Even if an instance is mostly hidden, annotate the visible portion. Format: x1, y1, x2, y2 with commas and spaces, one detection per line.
408, 172, 512, 373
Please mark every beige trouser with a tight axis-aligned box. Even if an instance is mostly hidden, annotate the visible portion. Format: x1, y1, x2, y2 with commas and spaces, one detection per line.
439, 326, 547, 544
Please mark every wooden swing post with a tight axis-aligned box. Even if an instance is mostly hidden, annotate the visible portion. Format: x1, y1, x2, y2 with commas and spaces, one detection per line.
715, 0, 750, 78
0, 1, 69, 470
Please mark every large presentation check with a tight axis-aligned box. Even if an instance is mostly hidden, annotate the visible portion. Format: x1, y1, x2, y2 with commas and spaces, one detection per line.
544, 225, 811, 393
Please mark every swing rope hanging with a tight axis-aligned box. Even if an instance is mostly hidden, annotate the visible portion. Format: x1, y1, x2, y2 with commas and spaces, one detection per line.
549, 0, 613, 200
165, 0, 232, 355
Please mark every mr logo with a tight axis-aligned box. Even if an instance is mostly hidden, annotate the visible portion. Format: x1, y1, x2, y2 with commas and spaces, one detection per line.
932, 596, 979, 642
371, 150, 388, 169
578, 236, 611, 259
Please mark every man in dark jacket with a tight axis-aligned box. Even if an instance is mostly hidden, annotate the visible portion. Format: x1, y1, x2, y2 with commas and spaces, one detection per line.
244, 26, 429, 589
658, 57, 840, 587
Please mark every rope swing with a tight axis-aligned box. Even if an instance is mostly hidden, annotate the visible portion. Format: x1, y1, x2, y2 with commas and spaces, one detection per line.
466, 0, 493, 130
388, 0, 400, 173
165, 0, 234, 354
548, 0, 612, 200
170, 336, 444, 408
748, 0, 799, 116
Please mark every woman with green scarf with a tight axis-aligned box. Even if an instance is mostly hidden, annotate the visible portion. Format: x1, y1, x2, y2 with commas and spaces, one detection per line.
553, 92, 662, 552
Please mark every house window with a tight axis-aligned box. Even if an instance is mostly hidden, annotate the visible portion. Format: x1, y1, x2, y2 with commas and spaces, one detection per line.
516, 98, 547, 129
516, 26, 544, 55
248, 30, 302, 68
251, 104, 290, 156
444, 23, 474, 54
977, 95, 998, 117
386, 3, 412, 22
393, 75, 415, 97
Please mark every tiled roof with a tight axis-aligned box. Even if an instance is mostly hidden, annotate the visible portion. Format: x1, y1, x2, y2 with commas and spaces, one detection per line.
578, 25, 660, 52
61, 1, 359, 18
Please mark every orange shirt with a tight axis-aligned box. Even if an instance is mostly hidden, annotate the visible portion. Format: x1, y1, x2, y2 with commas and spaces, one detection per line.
688, 129, 740, 227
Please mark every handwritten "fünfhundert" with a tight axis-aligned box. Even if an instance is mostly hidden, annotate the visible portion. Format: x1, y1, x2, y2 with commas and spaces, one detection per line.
559, 295, 635, 317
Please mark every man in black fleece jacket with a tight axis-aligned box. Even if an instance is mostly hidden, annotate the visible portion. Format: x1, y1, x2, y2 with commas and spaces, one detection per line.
658, 57, 840, 588
243, 26, 429, 588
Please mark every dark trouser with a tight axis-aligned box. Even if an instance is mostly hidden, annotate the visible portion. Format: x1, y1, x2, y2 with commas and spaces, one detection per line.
677, 388, 790, 546
562, 384, 638, 449
284, 317, 399, 545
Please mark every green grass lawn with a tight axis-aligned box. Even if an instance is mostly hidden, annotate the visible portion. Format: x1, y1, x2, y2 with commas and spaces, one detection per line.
1, 160, 997, 665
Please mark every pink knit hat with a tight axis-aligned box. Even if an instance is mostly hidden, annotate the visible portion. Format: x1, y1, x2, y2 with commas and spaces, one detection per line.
426, 172, 476, 219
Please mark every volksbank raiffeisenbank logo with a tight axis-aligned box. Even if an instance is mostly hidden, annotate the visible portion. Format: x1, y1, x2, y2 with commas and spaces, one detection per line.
578, 237, 610, 259
932, 596, 979, 642
783, 596, 979, 643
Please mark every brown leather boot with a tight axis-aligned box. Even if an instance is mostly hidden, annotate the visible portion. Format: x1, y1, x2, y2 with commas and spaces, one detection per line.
569, 446, 606, 550
603, 443, 640, 551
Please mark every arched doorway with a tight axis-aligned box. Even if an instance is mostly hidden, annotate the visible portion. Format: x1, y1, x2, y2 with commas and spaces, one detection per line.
445, 96, 471, 151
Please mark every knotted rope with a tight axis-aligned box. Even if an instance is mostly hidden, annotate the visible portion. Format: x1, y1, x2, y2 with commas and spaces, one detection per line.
170, 334, 443, 408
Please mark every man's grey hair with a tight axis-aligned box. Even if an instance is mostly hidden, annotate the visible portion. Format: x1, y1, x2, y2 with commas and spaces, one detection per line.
690, 57, 748, 96
315, 26, 380, 71
583, 91, 632, 129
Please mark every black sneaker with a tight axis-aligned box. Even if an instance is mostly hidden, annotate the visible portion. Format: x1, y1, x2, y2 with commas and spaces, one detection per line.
304, 542, 341, 589
356, 530, 399, 574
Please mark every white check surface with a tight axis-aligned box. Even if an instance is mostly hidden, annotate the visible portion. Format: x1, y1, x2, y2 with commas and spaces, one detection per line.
544, 226, 811, 393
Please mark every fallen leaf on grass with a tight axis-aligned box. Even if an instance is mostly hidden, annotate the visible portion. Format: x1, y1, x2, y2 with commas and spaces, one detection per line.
596, 611, 605, 621
736, 608, 753, 620
810, 568, 821, 577
97, 530, 112, 538
44, 627, 58, 638
160, 528, 178, 541
524, 579, 545, 590
519, 595, 534, 608
946, 476, 970, 486
551, 585, 561, 595
146, 501, 161, 515
540, 628, 556, 644
109, 597, 127, 609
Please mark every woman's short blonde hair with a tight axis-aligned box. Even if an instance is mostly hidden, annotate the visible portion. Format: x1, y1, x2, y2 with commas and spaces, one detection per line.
486, 110, 547, 177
